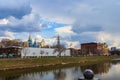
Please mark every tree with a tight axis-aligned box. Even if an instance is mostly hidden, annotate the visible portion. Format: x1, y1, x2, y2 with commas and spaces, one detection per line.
1, 38, 23, 47
53, 45, 66, 57
1, 38, 11, 47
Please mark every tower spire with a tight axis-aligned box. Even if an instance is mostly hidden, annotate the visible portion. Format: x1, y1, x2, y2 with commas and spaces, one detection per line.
28, 34, 32, 41
28, 34, 32, 47
33, 38, 37, 47
57, 34, 60, 48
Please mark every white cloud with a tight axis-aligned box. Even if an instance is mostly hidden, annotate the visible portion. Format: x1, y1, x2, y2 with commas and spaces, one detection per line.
97, 32, 120, 48
36, 35, 43, 42
55, 26, 74, 34
31, 0, 76, 24
55, 26, 76, 39
0, 19, 8, 25
0, 31, 14, 41
45, 38, 56, 46
0, 13, 42, 33
35, 34, 56, 46
66, 41, 80, 48
4, 31, 14, 38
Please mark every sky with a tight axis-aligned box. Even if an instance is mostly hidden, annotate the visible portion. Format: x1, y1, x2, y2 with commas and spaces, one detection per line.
0, 0, 120, 48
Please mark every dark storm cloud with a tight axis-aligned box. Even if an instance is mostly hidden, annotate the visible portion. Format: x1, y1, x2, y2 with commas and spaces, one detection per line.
0, 0, 31, 19
72, 23, 103, 34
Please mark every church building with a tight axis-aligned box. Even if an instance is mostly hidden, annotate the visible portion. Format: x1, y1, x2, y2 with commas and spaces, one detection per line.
28, 34, 46, 48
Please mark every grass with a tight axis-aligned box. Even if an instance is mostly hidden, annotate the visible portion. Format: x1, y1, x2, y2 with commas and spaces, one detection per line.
0, 56, 119, 71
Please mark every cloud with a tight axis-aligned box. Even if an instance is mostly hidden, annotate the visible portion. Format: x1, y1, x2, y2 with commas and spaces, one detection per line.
0, 0, 120, 48
41, 24, 50, 28
72, 23, 103, 34
69, 0, 120, 47
72, 0, 120, 33
0, 13, 42, 33
54, 26, 81, 48
31, 0, 78, 24
0, 0, 31, 19
0, 30, 14, 39
35, 34, 56, 46
0, 19, 8, 25
55, 26, 76, 40
4, 31, 14, 38
66, 41, 80, 48
97, 32, 120, 48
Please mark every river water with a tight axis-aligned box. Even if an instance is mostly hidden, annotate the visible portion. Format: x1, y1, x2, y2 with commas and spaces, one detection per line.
0, 60, 120, 80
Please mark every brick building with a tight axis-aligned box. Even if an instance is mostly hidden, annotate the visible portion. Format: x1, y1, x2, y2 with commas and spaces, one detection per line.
81, 42, 109, 56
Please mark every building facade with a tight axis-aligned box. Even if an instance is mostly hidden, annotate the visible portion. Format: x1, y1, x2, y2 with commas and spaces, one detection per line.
81, 42, 109, 56
21, 47, 71, 58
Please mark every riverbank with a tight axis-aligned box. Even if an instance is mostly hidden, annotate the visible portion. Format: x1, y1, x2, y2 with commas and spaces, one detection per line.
0, 56, 119, 71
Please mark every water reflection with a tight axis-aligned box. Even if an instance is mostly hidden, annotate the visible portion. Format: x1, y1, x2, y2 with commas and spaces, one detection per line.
81, 62, 111, 74
0, 61, 120, 80
53, 69, 66, 80
99, 60, 120, 80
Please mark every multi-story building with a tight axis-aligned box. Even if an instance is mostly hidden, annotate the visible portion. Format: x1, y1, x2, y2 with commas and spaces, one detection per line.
81, 42, 109, 56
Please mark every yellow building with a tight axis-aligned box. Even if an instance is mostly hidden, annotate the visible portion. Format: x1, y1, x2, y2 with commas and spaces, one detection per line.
102, 43, 109, 56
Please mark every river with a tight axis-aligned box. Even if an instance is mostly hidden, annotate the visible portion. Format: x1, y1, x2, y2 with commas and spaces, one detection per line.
0, 60, 120, 80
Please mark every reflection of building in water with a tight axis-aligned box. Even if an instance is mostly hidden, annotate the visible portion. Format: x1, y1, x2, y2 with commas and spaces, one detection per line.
112, 60, 120, 65
80, 62, 110, 74
72, 67, 80, 73
53, 69, 66, 80
0, 72, 21, 80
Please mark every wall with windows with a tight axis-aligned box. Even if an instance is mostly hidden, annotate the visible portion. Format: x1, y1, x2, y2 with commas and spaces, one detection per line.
21, 47, 71, 58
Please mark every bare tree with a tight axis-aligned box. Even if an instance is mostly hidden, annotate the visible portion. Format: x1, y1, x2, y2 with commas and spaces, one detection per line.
1, 38, 23, 47
53, 45, 66, 57
1, 38, 11, 47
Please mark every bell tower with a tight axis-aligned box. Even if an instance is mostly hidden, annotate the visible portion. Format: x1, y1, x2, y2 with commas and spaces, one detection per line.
57, 34, 60, 48
28, 34, 33, 47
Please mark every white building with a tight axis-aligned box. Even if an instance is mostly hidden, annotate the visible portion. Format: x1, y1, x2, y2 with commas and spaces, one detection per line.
21, 47, 71, 58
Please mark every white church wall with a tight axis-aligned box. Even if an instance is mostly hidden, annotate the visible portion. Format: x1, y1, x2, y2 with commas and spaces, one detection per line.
21, 47, 71, 58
